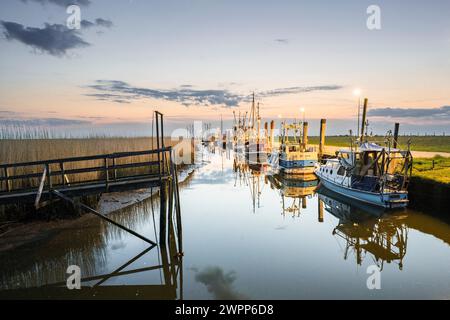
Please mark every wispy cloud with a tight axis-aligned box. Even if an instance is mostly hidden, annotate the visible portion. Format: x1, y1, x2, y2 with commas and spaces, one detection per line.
21, 0, 91, 7
86, 80, 243, 107
1, 21, 89, 56
258, 85, 343, 97
82, 18, 114, 29
368, 106, 450, 119
274, 38, 290, 44
95, 18, 113, 28
85, 80, 343, 107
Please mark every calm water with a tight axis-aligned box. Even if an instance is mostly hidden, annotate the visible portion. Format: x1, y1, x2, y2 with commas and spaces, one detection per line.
1, 147, 450, 299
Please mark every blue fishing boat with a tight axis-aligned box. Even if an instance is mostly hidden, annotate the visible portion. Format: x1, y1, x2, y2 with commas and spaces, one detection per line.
278, 121, 318, 175
315, 99, 413, 209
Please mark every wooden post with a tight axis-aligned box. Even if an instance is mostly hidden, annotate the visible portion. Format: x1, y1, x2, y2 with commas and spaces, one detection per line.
46, 163, 52, 191
393, 123, 400, 148
112, 157, 117, 180
159, 181, 167, 247
270, 120, 275, 150
319, 119, 326, 160
4, 167, 10, 192
104, 157, 109, 190
302, 196, 307, 209
60, 162, 65, 186
318, 199, 324, 222
360, 98, 368, 140
302, 121, 309, 147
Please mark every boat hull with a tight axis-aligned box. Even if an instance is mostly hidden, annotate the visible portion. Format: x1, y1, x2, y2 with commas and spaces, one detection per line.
279, 159, 316, 175
316, 172, 408, 209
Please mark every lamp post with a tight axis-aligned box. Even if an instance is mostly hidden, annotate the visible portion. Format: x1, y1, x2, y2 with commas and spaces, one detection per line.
353, 89, 362, 140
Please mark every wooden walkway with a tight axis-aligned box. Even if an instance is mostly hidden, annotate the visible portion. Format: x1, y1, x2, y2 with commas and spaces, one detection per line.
0, 111, 183, 249
0, 147, 172, 205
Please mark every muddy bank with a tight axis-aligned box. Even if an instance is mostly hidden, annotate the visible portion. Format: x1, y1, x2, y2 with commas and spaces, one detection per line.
0, 166, 196, 253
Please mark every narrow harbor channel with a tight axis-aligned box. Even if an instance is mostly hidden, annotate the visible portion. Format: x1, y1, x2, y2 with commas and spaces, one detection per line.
1, 147, 449, 299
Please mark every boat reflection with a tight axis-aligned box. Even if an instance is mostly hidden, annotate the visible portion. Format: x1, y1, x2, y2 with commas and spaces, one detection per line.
317, 186, 408, 270
267, 173, 318, 217
233, 153, 268, 212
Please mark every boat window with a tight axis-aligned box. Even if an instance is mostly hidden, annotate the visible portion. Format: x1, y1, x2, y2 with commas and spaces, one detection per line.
330, 170, 333, 175
337, 166, 345, 176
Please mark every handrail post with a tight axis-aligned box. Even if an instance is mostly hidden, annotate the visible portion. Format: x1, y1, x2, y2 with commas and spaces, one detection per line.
60, 162, 65, 186
104, 157, 109, 190
4, 166, 10, 192
112, 157, 117, 180
46, 163, 52, 191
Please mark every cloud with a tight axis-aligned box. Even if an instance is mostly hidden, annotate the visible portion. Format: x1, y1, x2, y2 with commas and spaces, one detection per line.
194, 266, 247, 300
274, 38, 290, 44
95, 18, 113, 28
258, 85, 343, 97
21, 0, 91, 7
86, 80, 343, 107
82, 18, 114, 29
86, 80, 243, 107
1, 21, 89, 56
368, 106, 450, 119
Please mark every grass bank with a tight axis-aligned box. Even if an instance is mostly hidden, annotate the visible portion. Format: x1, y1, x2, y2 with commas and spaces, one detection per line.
308, 135, 450, 153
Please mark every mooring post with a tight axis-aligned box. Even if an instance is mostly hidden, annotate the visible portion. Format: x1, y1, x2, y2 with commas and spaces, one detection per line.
318, 199, 324, 222
360, 98, 368, 140
319, 119, 327, 160
393, 123, 400, 148
302, 121, 309, 148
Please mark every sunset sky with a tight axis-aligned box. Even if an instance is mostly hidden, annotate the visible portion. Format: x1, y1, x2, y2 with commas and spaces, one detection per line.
1, 0, 449, 135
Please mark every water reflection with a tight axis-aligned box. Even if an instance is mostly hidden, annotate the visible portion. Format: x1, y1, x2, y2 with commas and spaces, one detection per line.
0, 193, 183, 300
1, 147, 450, 299
267, 174, 318, 217
318, 187, 407, 270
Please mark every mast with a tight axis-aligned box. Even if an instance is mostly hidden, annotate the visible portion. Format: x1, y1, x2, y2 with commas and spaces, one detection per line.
257, 102, 261, 143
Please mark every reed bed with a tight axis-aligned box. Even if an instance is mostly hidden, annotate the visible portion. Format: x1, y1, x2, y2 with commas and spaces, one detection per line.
0, 137, 192, 191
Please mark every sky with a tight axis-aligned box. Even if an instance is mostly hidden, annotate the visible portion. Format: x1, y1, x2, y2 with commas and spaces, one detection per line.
0, 0, 449, 136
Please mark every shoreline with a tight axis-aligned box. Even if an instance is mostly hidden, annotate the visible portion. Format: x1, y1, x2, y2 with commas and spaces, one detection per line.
0, 165, 196, 254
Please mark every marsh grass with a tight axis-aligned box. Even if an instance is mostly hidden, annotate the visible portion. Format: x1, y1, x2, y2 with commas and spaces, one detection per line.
0, 137, 189, 191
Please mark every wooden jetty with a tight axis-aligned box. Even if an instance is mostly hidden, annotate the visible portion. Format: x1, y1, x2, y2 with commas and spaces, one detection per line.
0, 111, 183, 249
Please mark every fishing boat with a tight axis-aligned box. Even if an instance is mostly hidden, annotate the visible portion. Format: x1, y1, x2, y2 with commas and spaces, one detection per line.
278, 121, 318, 175
232, 93, 268, 163
314, 99, 413, 209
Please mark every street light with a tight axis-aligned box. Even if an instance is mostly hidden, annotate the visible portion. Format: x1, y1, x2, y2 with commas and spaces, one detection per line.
300, 107, 305, 123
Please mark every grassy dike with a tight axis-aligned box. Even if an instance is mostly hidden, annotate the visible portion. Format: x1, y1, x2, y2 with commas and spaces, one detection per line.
409, 156, 450, 216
